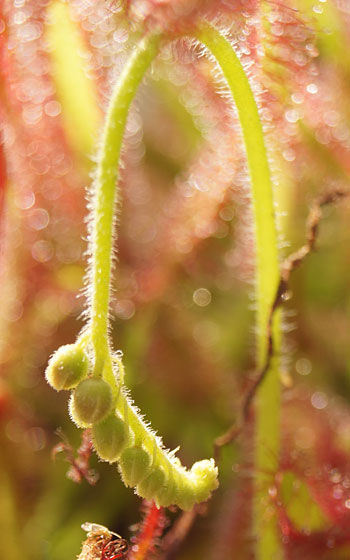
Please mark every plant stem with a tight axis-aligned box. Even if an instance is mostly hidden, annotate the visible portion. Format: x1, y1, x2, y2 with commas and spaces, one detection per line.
45, 0, 101, 157
87, 20, 282, 524
195, 24, 282, 558
90, 33, 160, 376
85, 32, 218, 507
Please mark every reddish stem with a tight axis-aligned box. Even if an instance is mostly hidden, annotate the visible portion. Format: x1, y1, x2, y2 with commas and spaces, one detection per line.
129, 502, 166, 560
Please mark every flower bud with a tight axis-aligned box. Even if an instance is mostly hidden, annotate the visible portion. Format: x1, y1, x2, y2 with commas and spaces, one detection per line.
137, 465, 166, 501
71, 377, 113, 426
156, 472, 177, 508
190, 459, 218, 502
119, 446, 152, 487
92, 413, 132, 463
45, 344, 89, 391
174, 475, 196, 511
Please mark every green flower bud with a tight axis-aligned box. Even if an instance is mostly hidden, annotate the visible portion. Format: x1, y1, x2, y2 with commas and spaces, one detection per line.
68, 394, 89, 428
71, 377, 113, 426
119, 446, 151, 487
156, 471, 177, 508
190, 459, 218, 502
137, 465, 166, 501
92, 413, 132, 463
45, 344, 89, 391
174, 475, 196, 511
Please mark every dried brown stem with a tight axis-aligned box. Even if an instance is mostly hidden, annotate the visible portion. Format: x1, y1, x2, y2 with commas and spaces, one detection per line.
159, 505, 206, 560
52, 428, 98, 485
214, 188, 349, 462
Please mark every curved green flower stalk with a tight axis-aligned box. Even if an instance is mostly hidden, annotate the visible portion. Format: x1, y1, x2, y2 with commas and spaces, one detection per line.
194, 24, 282, 559
45, 20, 282, 540
89, 34, 161, 380
45, 32, 218, 511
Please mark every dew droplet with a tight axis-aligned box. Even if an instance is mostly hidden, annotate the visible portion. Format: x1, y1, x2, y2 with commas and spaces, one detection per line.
17, 22, 42, 43
28, 208, 49, 231
306, 83, 318, 94
282, 148, 296, 162
22, 104, 42, 126
16, 191, 35, 210
115, 300, 135, 320
193, 288, 212, 307
285, 109, 300, 123
333, 485, 343, 499
219, 207, 234, 221
291, 93, 304, 105
295, 358, 312, 376
32, 240, 54, 263
311, 391, 328, 410
330, 469, 342, 484
323, 110, 339, 127
44, 100, 61, 118
14, 11, 27, 25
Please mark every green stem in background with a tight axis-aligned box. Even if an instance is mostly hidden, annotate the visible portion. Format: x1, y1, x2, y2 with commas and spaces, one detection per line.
195, 24, 282, 559
45, 0, 102, 158
90, 33, 160, 376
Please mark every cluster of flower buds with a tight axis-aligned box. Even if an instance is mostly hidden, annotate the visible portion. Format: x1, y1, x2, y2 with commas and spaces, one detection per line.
46, 344, 218, 510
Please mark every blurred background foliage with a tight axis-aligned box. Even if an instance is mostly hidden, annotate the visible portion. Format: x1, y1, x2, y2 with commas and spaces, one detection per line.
0, 1, 350, 558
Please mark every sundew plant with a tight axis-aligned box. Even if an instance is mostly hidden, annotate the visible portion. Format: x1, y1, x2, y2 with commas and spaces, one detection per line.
1, 1, 350, 559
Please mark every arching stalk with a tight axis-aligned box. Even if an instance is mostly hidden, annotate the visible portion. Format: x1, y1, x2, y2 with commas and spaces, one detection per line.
89, 34, 160, 376
195, 23, 282, 559
72, 29, 218, 509
46, 20, 282, 529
